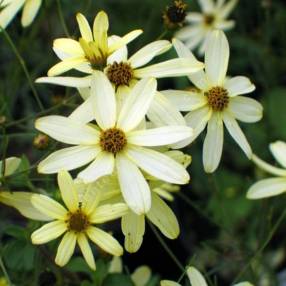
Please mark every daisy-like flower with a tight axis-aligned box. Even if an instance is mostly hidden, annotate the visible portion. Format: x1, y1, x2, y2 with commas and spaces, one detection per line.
176, 0, 238, 54
163, 31, 263, 173
47, 11, 142, 77
247, 141, 286, 199
35, 73, 193, 214
161, 266, 253, 286
31, 170, 126, 269
0, 0, 42, 29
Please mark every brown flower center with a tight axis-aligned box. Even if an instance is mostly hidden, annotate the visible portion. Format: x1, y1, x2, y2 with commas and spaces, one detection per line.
100, 128, 127, 154
163, 0, 187, 28
106, 62, 134, 87
68, 210, 89, 232
204, 14, 215, 25
205, 86, 229, 111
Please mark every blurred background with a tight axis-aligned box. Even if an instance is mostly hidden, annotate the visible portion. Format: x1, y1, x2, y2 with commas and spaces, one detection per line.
1, 0, 286, 285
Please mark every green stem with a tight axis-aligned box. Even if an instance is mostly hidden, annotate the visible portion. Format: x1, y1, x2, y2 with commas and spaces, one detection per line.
56, 0, 70, 37
0, 27, 44, 111
0, 255, 12, 286
148, 222, 185, 272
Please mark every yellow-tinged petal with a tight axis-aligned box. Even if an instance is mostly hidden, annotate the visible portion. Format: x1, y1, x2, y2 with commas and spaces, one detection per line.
87, 226, 123, 256
76, 13, 93, 42
89, 203, 128, 223
0, 157, 21, 177
186, 267, 208, 286
131, 266, 152, 286
21, 0, 42, 27
121, 211, 145, 253
160, 280, 181, 286
57, 170, 79, 212
31, 220, 67, 244
31, 194, 68, 220
81, 186, 101, 215
146, 193, 179, 239
55, 232, 76, 267
77, 233, 96, 270
93, 11, 109, 54
53, 38, 84, 56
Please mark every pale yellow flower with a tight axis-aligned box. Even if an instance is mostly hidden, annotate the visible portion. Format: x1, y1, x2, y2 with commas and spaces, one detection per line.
47, 11, 142, 77
176, 0, 238, 54
36, 73, 193, 215
164, 31, 263, 173
247, 141, 286, 199
0, 0, 42, 29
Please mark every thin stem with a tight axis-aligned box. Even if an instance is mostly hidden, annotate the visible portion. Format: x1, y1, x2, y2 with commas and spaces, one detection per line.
148, 222, 185, 272
0, 255, 12, 286
156, 29, 168, 40
56, 0, 70, 37
0, 27, 44, 111
232, 208, 286, 284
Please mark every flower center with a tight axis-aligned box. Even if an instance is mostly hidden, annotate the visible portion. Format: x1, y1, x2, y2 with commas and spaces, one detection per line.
68, 210, 89, 232
205, 86, 229, 111
100, 128, 127, 154
106, 62, 134, 87
79, 38, 107, 70
163, 0, 187, 28
204, 14, 215, 25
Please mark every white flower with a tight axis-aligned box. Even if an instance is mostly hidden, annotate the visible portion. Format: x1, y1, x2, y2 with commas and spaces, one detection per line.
161, 266, 254, 286
35, 72, 193, 215
0, 0, 42, 29
163, 31, 263, 173
247, 141, 286, 199
176, 0, 238, 54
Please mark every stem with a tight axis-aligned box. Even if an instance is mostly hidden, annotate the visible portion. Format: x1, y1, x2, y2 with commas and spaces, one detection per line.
0, 255, 12, 286
148, 222, 185, 272
56, 0, 70, 37
0, 27, 44, 111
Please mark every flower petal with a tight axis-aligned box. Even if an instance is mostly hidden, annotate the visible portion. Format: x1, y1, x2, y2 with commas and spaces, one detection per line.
116, 153, 151, 215
90, 71, 116, 129
90, 203, 128, 223
128, 40, 171, 69
198, 0, 214, 13
147, 193, 179, 239
117, 78, 157, 132
223, 112, 252, 158
224, 76, 255, 97
131, 266, 152, 286
147, 91, 185, 127
203, 112, 224, 173
53, 38, 84, 57
31, 221, 67, 244
270, 141, 286, 168
48, 57, 87, 76
219, 0, 238, 19
187, 267, 208, 286
0, 0, 25, 29
161, 89, 207, 111
134, 58, 204, 78
77, 233, 96, 270
36, 76, 91, 88
205, 30, 229, 86
31, 194, 67, 220
57, 170, 79, 212
35, 116, 100, 145
69, 96, 94, 125
127, 126, 193, 146
160, 281, 180, 286
1, 157, 21, 177
121, 211, 145, 253
21, 0, 41, 27
55, 232, 76, 267
87, 226, 123, 256
247, 178, 286, 199
76, 13, 93, 42
38, 145, 100, 174
0, 192, 51, 221
93, 11, 108, 54
228, 96, 263, 123
126, 146, 190, 184
78, 152, 115, 183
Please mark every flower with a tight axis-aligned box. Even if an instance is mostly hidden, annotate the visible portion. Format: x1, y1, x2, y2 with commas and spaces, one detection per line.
35, 73, 193, 214
247, 141, 286, 199
47, 11, 142, 76
175, 0, 238, 54
163, 31, 263, 173
161, 266, 254, 286
0, 0, 42, 29
31, 170, 126, 269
